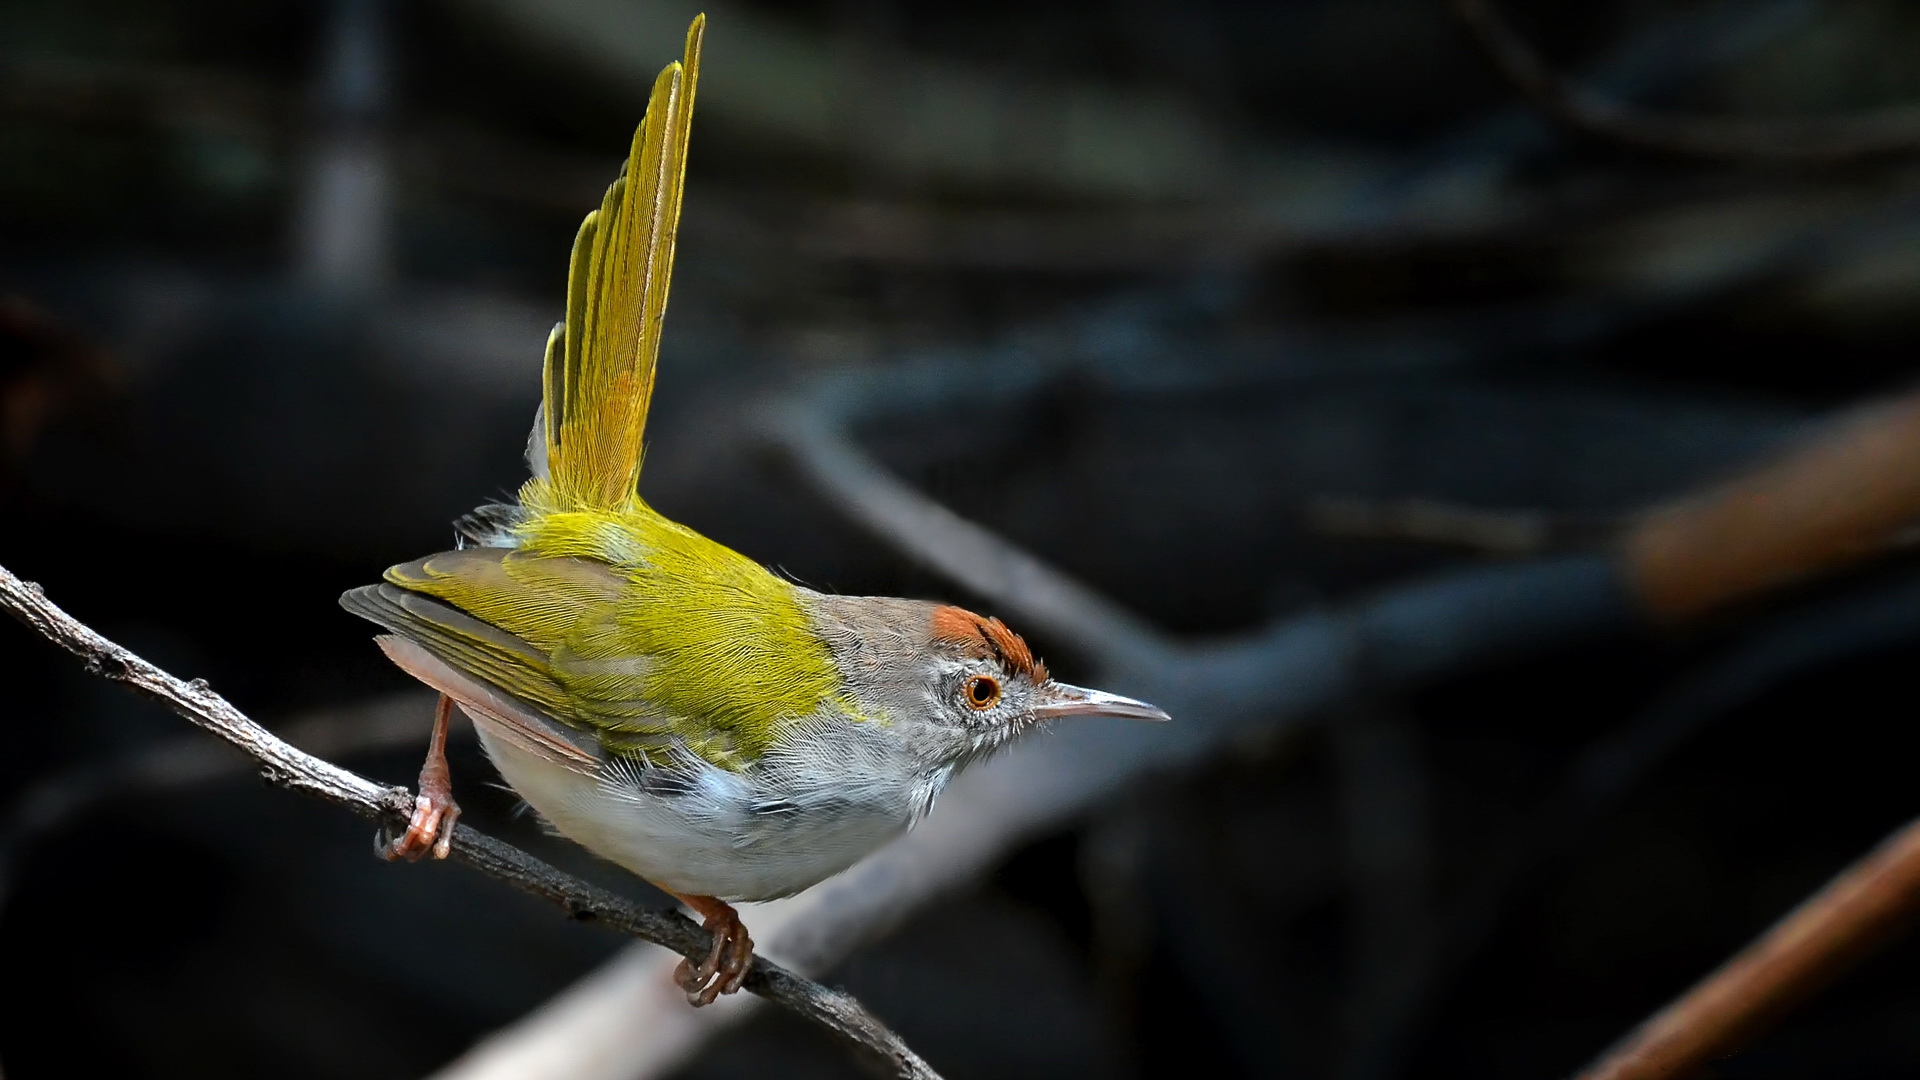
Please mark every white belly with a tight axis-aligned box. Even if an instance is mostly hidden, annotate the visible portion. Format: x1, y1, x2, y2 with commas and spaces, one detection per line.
473, 722, 932, 902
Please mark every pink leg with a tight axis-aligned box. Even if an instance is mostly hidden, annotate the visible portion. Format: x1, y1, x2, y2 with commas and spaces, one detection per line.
665, 889, 755, 1006
384, 694, 462, 861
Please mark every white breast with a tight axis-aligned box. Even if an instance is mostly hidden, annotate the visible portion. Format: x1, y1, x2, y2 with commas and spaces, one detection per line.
472, 714, 944, 903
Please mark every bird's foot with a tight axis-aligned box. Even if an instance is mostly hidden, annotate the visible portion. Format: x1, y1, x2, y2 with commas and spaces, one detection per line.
670, 893, 754, 1006
384, 695, 461, 861
385, 786, 460, 861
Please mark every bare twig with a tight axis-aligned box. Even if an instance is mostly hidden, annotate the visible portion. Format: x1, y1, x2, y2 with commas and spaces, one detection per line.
0, 563, 941, 1080
1575, 812, 1920, 1080
1453, 0, 1920, 166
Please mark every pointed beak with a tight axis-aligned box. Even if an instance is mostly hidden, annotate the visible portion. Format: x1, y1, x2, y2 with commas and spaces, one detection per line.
1033, 682, 1171, 722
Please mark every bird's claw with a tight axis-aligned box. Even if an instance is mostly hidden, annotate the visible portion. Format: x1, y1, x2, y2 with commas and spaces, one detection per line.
383, 788, 459, 862
674, 907, 753, 1006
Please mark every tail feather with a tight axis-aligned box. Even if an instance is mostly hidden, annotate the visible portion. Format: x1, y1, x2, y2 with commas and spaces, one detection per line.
532, 14, 704, 510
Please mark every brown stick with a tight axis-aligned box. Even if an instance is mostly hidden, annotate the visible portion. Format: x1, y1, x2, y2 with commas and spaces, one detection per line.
0, 562, 942, 1080
1574, 814, 1920, 1080
1625, 392, 1920, 621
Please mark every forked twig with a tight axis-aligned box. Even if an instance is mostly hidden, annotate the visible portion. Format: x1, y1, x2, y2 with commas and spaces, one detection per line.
0, 562, 941, 1080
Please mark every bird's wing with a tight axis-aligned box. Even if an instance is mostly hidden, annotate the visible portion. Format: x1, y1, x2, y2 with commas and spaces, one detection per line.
340, 580, 603, 772
530, 14, 703, 510
354, 546, 731, 769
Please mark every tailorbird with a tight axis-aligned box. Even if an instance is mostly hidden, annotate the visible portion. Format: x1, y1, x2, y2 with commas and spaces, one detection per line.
341, 14, 1169, 1006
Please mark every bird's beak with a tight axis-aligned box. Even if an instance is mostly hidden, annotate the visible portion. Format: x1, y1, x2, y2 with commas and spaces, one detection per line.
1033, 682, 1171, 722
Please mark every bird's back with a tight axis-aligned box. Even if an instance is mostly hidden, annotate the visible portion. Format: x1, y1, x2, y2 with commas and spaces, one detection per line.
349, 500, 848, 771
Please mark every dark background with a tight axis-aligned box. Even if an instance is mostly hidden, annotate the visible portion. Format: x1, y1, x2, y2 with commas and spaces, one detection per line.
5, 1, 1920, 1077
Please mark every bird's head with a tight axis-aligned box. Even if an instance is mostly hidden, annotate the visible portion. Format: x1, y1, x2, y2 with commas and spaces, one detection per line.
810, 596, 1169, 768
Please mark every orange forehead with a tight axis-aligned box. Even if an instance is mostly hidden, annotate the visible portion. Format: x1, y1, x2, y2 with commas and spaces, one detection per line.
930, 606, 1049, 683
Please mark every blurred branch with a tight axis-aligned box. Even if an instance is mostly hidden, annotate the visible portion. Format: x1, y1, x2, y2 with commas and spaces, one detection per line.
1453, 0, 1920, 166
1363, 569, 1920, 1078
1626, 389, 1920, 621
296, 0, 394, 291
1307, 495, 1618, 556
0, 563, 942, 1080
772, 364, 1171, 665
1575, 812, 1920, 1080
1333, 389, 1920, 1074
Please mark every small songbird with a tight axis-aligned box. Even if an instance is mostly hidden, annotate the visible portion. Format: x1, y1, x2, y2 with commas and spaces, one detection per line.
340, 14, 1168, 1006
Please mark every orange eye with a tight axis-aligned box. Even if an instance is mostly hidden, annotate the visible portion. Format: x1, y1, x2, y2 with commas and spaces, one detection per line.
963, 675, 1001, 710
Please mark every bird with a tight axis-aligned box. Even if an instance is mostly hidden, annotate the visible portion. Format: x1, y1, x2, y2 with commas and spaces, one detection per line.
339, 13, 1169, 1007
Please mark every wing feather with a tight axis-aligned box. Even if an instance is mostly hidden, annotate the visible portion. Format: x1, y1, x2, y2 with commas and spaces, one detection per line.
340, 584, 603, 772
377, 636, 602, 773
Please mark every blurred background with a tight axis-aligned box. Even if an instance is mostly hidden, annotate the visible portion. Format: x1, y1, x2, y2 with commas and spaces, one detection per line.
7, 0, 1920, 1077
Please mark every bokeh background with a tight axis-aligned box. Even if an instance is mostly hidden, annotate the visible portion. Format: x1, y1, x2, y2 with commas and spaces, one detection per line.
7, 0, 1920, 1077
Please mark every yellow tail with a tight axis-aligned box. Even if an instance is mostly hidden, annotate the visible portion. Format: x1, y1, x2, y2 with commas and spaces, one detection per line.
529, 14, 703, 510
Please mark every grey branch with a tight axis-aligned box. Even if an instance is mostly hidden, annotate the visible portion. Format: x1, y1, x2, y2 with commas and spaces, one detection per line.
0, 562, 941, 1080
770, 360, 1169, 665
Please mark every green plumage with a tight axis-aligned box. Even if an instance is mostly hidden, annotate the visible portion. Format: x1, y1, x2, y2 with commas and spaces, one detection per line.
382, 512, 845, 769
344, 15, 851, 771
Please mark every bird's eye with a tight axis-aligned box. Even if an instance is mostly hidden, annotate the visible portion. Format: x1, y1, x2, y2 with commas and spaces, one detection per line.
963, 675, 1001, 710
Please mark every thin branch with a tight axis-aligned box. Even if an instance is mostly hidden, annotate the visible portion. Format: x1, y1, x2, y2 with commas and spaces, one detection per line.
0, 563, 941, 1080
1452, 0, 1920, 166
771, 367, 1172, 665
1306, 495, 1619, 556
1574, 812, 1920, 1080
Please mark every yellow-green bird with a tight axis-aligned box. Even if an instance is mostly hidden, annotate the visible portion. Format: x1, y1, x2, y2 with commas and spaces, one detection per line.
341, 14, 1167, 1006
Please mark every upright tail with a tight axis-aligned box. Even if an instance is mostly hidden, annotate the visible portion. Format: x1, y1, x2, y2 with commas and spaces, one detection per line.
525, 14, 704, 511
